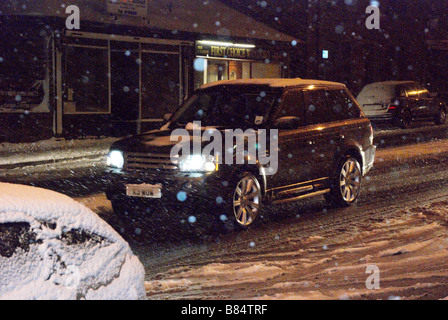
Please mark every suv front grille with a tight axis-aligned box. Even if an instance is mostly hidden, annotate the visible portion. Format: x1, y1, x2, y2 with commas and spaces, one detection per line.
125, 152, 179, 171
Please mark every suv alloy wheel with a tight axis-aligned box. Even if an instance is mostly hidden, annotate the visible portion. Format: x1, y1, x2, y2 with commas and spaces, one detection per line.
232, 173, 262, 229
401, 109, 413, 129
326, 156, 362, 207
435, 107, 446, 125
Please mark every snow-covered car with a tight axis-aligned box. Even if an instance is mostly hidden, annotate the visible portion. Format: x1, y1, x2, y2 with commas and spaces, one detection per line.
356, 81, 446, 128
0, 183, 146, 300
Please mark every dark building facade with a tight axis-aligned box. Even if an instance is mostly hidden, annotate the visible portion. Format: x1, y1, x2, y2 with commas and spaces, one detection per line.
0, 0, 300, 142
224, 0, 447, 96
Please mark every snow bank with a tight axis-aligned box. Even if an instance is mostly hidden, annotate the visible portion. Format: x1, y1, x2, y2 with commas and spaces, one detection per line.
143, 198, 448, 300
0, 183, 146, 300
0, 137, 118, 167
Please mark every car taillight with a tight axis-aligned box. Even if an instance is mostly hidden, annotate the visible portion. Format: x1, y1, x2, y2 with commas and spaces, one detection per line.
388, 99, 400, 111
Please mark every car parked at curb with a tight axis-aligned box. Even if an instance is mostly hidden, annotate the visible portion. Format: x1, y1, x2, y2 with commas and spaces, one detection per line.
356, 81, 447, 128
105, 78, 376, 230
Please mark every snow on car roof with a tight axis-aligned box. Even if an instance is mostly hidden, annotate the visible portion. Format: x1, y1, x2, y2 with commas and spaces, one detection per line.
0, 182, 121, 242
0, 182, 146, 300
200, 78, 346, 89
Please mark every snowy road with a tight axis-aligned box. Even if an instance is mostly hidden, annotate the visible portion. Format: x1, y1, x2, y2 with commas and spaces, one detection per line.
73, 138, 448, 300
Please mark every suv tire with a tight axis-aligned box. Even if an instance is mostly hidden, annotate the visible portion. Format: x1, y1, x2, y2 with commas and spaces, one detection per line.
224, 172, 263, 230
325, 156, 362, 207
401, 110, 413, 129
435, 107, 446, 125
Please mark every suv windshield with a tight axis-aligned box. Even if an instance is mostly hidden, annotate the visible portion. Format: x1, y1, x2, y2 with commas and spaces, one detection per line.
170, 87, 280, 128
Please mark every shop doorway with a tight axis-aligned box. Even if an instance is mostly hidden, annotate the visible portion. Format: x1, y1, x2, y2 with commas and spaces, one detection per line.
110, 42, 181, 134
141, 51, 180, 121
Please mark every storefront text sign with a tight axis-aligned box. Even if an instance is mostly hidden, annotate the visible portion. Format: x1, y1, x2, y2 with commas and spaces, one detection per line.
196, 43, 271, 61
107, 0, 148, 17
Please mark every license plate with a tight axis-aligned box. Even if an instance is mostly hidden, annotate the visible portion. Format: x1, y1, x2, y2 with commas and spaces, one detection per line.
126, 184, 162, 198
365, 104, 384, 111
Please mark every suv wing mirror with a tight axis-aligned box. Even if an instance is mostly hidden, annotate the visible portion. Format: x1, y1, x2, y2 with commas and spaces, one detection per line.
273, 116, 302, 130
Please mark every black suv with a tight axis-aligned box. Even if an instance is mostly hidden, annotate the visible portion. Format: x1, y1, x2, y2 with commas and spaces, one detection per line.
356, 81, 447, 128
106, 79, 376, 229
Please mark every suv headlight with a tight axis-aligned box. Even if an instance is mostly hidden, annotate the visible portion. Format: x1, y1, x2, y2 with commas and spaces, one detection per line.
107, 150, 124, 169
179, 154, 216, 172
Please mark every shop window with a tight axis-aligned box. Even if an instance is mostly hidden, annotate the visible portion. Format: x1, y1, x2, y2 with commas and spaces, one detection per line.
229, 61, 241, 80
0, 22, 49, 113
229, 61, 251, 80
251, 62, 282, 79
242, 62, 251, 79
65, 46, 109, 113
207, 60, 228, 83
194, 58, 206, 90
194, 58, 283, 89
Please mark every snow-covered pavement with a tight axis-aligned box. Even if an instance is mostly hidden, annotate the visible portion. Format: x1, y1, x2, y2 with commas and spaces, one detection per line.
143, 199, 448, 300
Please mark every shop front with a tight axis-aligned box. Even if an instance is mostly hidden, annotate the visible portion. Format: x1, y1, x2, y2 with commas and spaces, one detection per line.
0, 0, 300, 141
194, 41, 287, 89
61, 31, 192, 136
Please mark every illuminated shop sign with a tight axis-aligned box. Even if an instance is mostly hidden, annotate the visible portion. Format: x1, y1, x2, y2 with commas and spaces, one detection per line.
196, 41, 272, 61
107, 0, 148, 17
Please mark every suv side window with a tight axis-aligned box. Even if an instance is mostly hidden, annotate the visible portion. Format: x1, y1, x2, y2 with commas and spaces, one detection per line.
416, 84, 430, 99
272, 89, 305, 126
326, 89, 361, 120
396, 85, 407, 98
303, 89, 331, 125
405, 83, 419, 98
210, 90, 278, 127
